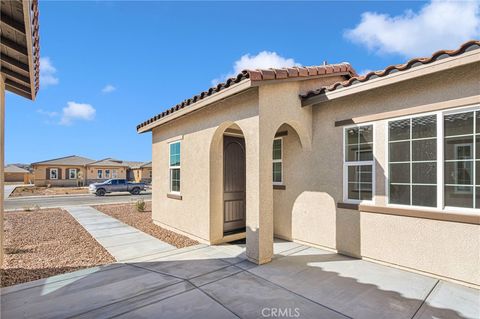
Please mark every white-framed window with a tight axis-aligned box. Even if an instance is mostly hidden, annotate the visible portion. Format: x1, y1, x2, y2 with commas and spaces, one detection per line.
386, 106, 480, 211
68, 168, 77, 180
112, 169, 118, 178
388, 115, 437, 207
50, 168, 58, 180
169, 141, 181, 193
105, 169, 111, 178
444, 109, 479, 209
97, 169, 103, 179
343, 124, 374, 203
273, 137, 283, 184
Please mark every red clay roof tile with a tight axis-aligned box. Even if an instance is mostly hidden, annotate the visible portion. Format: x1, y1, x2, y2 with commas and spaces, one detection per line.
137, 63, 356, 131
300, 40, 480, 100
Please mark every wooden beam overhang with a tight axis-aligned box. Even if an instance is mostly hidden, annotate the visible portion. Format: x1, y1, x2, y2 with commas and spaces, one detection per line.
2, 66, 30, 84
0, 54, 29, 72
4, 83, 31, 99
5, 78, 31, 95
0, 12, 26, 34
0, 36, 28, 57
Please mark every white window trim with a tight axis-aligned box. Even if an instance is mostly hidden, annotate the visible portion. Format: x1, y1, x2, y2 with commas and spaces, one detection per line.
169, 141, 181, 194
112, 169, 118, 178
105, 169, 111, 179
342, 123, 375, 204
50, 168, 58, 180
385, 105, 480, 214
273, 137, 283, 185
68, 168, 77, 180
97, 169, 103, 179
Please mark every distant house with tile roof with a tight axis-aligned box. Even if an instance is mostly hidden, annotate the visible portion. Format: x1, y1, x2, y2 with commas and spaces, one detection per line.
31, 155, 150, 186
4, 165, 30, 183
129, 161, 152, 183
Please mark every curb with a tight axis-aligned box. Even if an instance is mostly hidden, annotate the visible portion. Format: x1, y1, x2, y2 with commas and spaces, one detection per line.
4, 199, 152, 212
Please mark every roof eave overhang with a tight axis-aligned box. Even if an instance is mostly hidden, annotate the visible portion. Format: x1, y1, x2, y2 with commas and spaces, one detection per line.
137, 79, 253, 133
249, 72, 352, 87
301, 50, 480, 107
22, 0, 36, 100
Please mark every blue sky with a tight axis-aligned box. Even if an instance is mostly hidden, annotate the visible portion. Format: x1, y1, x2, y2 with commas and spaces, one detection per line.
6, 1, 479, 164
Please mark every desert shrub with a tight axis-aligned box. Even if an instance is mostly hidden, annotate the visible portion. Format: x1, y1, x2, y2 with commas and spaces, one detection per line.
135, 199, 145, 212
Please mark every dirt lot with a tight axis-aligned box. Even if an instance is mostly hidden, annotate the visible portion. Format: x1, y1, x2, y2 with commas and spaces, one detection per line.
10, 186, 89, 197
1, 208, 115, 287
95, 202, 198, 248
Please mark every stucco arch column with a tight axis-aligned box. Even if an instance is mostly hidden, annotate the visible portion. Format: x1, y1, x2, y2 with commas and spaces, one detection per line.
237, 115, 274, 264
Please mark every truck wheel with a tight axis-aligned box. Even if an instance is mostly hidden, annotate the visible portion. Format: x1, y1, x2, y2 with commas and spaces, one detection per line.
131, 188, 140, 195
96, 189, 106, 196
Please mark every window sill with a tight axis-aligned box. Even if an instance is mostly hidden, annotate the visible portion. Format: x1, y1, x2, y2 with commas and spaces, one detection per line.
337, 202, 359, 210
360, 205, 480, 224
167, 193, 182, 200
273, 184, 286, 190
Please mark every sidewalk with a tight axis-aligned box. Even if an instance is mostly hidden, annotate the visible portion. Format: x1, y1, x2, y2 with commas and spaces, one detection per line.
63, 206, 176, 262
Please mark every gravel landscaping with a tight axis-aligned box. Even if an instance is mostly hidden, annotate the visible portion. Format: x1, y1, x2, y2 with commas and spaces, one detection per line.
94, 202, 199, 248
11, 186, 89, 197
1, 208, 115, 287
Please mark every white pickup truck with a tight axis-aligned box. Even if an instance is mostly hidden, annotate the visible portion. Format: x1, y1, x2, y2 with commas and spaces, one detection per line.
89, 179, 146, 196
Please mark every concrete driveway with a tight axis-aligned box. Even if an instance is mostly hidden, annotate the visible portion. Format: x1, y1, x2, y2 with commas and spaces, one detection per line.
4, 192, 151, 210
2, 240, 478, 319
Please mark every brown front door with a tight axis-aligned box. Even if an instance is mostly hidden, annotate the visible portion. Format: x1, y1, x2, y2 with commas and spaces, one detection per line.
223, 136, 246, 233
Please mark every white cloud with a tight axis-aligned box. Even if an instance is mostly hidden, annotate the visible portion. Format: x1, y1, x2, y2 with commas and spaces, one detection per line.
345, 0, 480, 57
212, 51, 300, 85
101, 84, 116, 93
37, 109, 58, 117
59, 102, 96, 126
39, 57, 59, 86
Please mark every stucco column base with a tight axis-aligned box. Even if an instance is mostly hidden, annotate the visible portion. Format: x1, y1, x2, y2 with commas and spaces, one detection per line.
246, 255, 272, 265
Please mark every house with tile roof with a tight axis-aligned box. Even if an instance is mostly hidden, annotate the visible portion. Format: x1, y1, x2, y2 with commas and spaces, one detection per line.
129, 161, 152, 183
85, 158, 129, 184
4, 164, 30, 183
138, 40, 480, 286
31, 155, 149, 186
31, 155, 95, 187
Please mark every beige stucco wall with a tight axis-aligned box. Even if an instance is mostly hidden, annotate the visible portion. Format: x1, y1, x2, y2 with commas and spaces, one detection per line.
33, 165, 87, 187
4, 172, 26, 183
148, 63, 479, 283
85, 166, 127, 183
151, 89, 260, 243
283, 62, 480, 285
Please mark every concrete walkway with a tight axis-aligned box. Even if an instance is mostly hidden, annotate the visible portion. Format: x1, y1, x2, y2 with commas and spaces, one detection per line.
4, 184, 20, 199
1, 239, 478, 319
63, 206, 175, 262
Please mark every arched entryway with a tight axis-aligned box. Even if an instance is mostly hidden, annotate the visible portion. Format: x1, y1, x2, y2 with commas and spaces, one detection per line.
223, 132, 246, 233
272, 122, 306, 241
210, 122, 247, 243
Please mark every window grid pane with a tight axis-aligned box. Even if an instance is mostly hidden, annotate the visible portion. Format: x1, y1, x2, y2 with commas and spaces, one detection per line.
170, 142, 181, 167
344, 124, 374, 202
345, 125, 373, 162
389, 115, 437, 207
444, 111, 476, 208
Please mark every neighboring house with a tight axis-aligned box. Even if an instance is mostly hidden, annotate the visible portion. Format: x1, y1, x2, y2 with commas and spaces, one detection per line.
123, 161, 144, 181
4, 165, 29, 183
0, 0, 41, 263
138, 40, 480, 286
130, 161, 152, 183
31, 155, 94, 187
85, 158, 128, 184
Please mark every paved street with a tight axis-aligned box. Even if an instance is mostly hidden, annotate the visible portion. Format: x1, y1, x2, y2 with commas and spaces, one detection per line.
1, 240, 478, 319
4, 192, 151, 210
